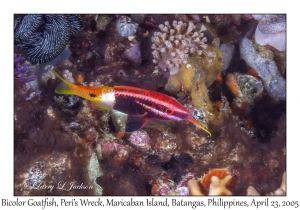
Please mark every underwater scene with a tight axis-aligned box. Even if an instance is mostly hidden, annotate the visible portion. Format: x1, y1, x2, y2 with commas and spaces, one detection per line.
14, 14, 286, 196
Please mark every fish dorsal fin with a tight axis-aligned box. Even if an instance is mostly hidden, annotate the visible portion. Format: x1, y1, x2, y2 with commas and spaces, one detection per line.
125, 113, 149, 132
90, 85, 105, 89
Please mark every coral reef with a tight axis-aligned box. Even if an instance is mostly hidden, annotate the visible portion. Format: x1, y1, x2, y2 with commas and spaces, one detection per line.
14, 14, 286, 196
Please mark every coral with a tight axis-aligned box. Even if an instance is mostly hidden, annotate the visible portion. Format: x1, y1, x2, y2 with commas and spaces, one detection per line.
185, 169, 234, 196
208, 175, 233, 195
151, 20, 211, 75
201, 169, 229, 190
246, 186, 260, 196
14, 14, 83, 64
187, 179, 204, 195
116, 16, 138, 37
253, 15, 286, 51
240, 37, 286, 100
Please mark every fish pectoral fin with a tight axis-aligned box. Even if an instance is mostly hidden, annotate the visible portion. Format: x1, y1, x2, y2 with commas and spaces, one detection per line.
127, 112, 147, 122
125, 113, 149, 132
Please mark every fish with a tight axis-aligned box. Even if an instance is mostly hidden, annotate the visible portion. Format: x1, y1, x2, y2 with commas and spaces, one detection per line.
51, 70, 211, 136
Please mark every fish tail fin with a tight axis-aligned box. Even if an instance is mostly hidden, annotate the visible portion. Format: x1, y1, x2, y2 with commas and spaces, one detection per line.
55, 82, 75, 95
50, 69, 76, 95
187, 117, 211, 137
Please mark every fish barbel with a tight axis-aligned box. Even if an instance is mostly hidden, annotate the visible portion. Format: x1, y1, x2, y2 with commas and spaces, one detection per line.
51, 70, 211, 136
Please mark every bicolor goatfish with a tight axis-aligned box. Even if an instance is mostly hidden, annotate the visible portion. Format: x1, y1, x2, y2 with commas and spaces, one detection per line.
51, 70, 211, 136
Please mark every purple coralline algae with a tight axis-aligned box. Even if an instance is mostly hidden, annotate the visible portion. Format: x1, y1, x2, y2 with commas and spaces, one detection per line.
101, 142, 126, 153
152, 173, 194, 196
128, 130, 151, 151
14, 54, 37, 82
239, 37, 286, 100
14, 54, 44, 100
151, 21, 211, 75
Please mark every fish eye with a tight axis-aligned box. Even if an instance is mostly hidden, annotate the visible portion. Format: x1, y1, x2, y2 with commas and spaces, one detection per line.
166, 108, 174, 114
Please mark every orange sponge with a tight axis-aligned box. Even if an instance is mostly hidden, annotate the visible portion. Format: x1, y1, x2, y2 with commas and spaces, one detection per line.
226, 74, 240, 98
201, 169, 228, 190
